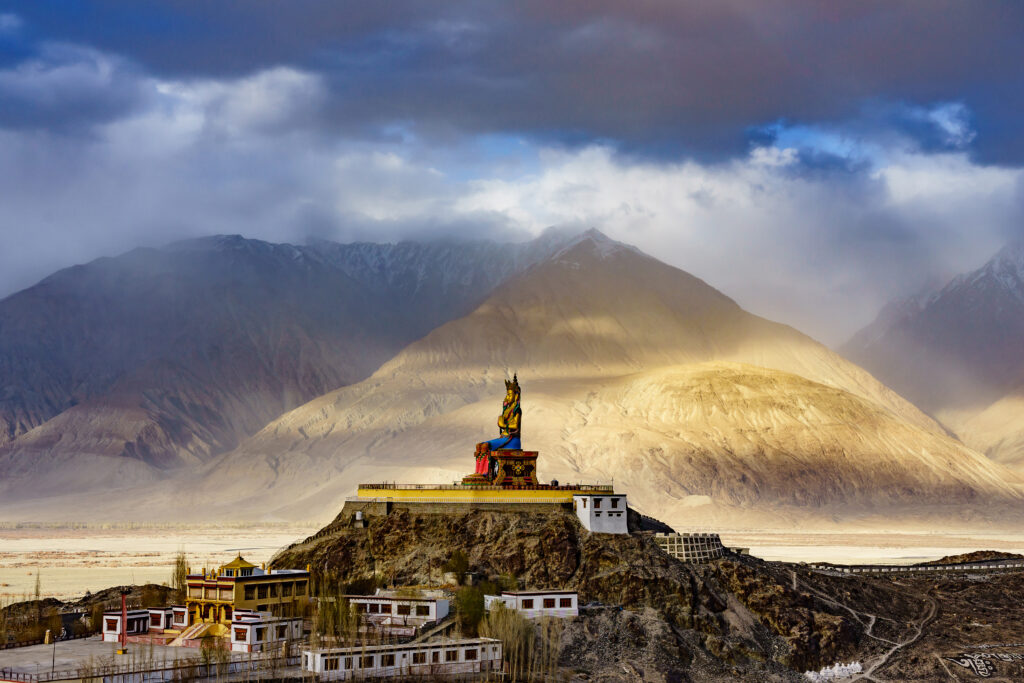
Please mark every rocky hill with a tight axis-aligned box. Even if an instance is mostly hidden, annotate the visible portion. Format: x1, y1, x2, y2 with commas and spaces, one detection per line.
273, 504, 862, 680
272, 502, 1024, 681
193, 232, 1023, 529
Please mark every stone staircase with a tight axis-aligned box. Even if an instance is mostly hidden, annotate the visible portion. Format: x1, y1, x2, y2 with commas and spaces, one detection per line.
168, 621, 216, 647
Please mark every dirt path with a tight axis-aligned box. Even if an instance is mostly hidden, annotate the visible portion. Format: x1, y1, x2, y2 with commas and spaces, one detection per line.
852, 593, 938, 682
791, 571, 897, 646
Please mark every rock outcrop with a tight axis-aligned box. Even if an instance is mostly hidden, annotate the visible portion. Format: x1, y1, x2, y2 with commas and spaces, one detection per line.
272, 504, 869, 679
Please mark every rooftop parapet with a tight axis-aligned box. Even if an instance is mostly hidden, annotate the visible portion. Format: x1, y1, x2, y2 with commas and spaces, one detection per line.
359, 482, 613, 492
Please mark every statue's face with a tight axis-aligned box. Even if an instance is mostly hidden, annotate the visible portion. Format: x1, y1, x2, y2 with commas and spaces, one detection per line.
505, 387, 515, 402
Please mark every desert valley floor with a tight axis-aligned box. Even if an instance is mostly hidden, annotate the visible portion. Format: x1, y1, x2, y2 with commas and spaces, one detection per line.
6, 525, 1024, 601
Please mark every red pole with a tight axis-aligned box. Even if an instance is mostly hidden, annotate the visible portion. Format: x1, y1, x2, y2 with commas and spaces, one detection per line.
120, 590, 128, 653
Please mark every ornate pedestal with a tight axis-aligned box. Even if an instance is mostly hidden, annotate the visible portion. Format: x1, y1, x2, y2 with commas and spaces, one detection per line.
492, 450, 539, 487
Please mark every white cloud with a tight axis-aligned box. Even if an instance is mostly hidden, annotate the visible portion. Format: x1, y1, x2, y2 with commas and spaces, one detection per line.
455, 145, 1024, 343
0, 13, 22, 34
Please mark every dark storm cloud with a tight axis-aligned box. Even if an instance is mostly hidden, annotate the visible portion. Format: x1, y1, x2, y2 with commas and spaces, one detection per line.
0, 42, 150, 132
3, 0, 1022, 162
0, 1, 1023, 345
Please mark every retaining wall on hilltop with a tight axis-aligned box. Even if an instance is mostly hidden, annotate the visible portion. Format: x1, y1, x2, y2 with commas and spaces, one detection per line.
653, 532, 726, 563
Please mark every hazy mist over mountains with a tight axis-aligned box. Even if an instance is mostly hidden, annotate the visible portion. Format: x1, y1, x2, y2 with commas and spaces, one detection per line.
0, 230, 583, 493
2, 228, 1023, 529
845, 240, 1024, 471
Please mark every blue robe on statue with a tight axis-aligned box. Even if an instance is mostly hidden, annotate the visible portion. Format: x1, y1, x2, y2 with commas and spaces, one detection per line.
484, 435, 521, 450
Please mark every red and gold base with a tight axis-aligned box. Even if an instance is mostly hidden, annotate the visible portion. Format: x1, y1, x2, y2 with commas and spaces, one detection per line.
491, 450, 539, 487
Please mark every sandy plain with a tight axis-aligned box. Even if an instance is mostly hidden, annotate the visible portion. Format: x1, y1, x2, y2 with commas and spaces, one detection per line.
5, 524, 1024, 603
0, 524, 319, 601
719, 529, 1024, 564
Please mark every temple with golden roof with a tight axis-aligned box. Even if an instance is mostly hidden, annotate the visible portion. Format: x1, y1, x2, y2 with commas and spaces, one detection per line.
356, 376, 628, 533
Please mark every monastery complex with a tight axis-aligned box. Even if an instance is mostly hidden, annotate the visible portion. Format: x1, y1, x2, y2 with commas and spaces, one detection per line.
13, 376, 732, 683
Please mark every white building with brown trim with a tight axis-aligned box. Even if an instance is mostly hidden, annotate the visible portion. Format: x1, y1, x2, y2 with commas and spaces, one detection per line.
346, 593, 449, 627
146, 607, 174, 633
484, 591, 578, 618
303, 638, 502, 680
572, 493, 628, 533
230, 610, 303, 653
101, 609, 150, 643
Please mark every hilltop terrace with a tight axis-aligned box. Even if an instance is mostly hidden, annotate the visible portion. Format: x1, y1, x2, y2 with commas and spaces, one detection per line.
355, 482, 614, 505
358, 483, 614, 491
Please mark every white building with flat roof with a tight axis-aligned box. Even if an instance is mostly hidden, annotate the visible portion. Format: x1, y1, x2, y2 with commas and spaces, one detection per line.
573, 493, 628, 534
303, 637, 502, 680
230, 611, 303, 653
101, 609, 150, 643
346, 593, 449, 627
484, 591, 578, 618
147, 607, 174, 632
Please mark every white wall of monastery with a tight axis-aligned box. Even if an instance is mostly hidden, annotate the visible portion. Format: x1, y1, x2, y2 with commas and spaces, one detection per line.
573, 494, 628, 533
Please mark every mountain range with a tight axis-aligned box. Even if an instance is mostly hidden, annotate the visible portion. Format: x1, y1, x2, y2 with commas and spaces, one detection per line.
844, 240, 1024, 470
0, 231, 577, 496
1, 229, 1022, 528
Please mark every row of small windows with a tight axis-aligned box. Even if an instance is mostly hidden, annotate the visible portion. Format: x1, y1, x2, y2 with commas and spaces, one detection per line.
578, 497, 621, 509
188, 581, 307, 601
233, 624, 292, 642
355, 603, 431, 616
220, 568, 254, 577
243, 581, 307, 600
321, 646, 495, 670
520, 598, 573, 609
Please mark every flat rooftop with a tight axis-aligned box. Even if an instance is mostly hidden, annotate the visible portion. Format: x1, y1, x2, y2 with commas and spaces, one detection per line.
0, 637, 200, 675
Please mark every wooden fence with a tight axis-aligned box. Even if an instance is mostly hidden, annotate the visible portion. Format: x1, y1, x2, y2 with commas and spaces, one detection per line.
0, 652, 300, 683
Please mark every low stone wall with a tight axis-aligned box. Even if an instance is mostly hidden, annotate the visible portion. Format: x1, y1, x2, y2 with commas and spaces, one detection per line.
810, 561, 1024, 575
653, 532, 726, 563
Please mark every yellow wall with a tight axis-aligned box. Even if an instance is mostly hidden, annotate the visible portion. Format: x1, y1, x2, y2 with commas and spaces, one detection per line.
357, 486, 583, 503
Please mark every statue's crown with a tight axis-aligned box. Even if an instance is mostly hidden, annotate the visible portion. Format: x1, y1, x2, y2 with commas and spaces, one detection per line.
505, 373, 520, 393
